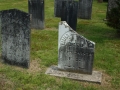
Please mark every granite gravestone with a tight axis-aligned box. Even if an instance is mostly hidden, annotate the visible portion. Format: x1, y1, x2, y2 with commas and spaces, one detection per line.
78, 0, 93, 19
61, 1, 78, 31
0, 9, 30, 68
58, 21, 95, 74
45, 21, 102, 83
28, 0, 44, 29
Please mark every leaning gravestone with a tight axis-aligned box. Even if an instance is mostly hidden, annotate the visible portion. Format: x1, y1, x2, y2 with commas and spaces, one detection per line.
46, 21, 102, 83
0, 9, 30, 68
78, 0, 93, 19
28, 0, 44, 29
61, 1, 78, 31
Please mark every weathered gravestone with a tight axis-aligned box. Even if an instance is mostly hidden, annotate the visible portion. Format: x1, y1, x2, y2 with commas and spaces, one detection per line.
28, 0, 44, 29
0, 9, 30, 68
78, 0, 93, 19
54, 0, 60, 17
54, 0, 93, 19
0, 12, 1, 52
54, 0, 73, 17
46, 21, 102, 83
61, 1, 78, 31
58, 21, 95, 74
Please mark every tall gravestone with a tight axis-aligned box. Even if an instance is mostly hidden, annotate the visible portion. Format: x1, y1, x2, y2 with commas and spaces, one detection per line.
0, 12, 1, 52
0, 9, 30, 68
54, 0, 93, 19
28, 0, 44, 29
78, 0, 93, 19
61, 1, 78, 31
54, 0, 73, 17
58, 21, 95, 74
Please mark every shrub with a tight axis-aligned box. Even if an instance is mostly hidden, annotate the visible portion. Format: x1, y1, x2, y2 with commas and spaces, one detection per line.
106, 0, 120, 35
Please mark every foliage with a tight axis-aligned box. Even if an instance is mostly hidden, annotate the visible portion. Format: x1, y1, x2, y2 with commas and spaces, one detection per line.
106, 0, 120, 35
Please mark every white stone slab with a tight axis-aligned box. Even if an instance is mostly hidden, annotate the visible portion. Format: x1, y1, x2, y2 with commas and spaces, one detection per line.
45, 66, 102, 84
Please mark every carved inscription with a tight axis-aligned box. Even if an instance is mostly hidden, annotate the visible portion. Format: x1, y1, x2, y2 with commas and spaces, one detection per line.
1, 9, 30, 68
58, 21, 95, 74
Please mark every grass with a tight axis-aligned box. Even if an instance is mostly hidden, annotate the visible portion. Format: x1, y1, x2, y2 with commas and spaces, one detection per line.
0, 0, 120, 90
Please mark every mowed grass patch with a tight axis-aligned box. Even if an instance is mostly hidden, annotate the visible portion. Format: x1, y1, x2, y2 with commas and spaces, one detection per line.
0, 0, 120, 90
31, 30, 58, 67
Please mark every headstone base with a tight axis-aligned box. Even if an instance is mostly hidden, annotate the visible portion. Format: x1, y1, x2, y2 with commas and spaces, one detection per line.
45, 66, 102, 84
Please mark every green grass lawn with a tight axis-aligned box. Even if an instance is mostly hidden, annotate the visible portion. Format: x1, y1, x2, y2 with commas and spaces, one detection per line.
0, 0, 120, 90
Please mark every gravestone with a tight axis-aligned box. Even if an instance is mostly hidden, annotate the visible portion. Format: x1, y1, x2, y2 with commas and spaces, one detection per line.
61, 1, 78, 31
78, 0, 93, 19
0, 12, 1, 52
54, 0, 93, 19
58, 21, 95, 74
28, 0, 44, 29
98, 0, 103, 3
0, 9, 30, 68
54, 0, 61, 17
54, 0, 74, 17
46, 21, 102, 83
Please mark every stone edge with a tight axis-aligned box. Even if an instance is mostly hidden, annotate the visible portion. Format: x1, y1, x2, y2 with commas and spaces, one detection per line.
45, 65, 102, 84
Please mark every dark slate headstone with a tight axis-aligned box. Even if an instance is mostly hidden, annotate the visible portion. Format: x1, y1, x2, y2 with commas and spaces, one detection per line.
58, 21, 95, 74
28, 0, 44, 29
78, 0, 93, 19
0, 12, 1, 52
0, 9, 30, 68
61, 1, 78, 31
54, 0, 61, 17
98, 0, 103, 3
54, 0, 73, 17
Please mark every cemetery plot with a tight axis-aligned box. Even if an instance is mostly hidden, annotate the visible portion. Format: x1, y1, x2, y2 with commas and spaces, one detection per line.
0, 9, 30, 68
46, 21, 102, 83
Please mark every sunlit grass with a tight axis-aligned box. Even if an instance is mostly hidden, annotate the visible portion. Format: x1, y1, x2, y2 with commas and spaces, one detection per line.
0, 0, 120, 90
